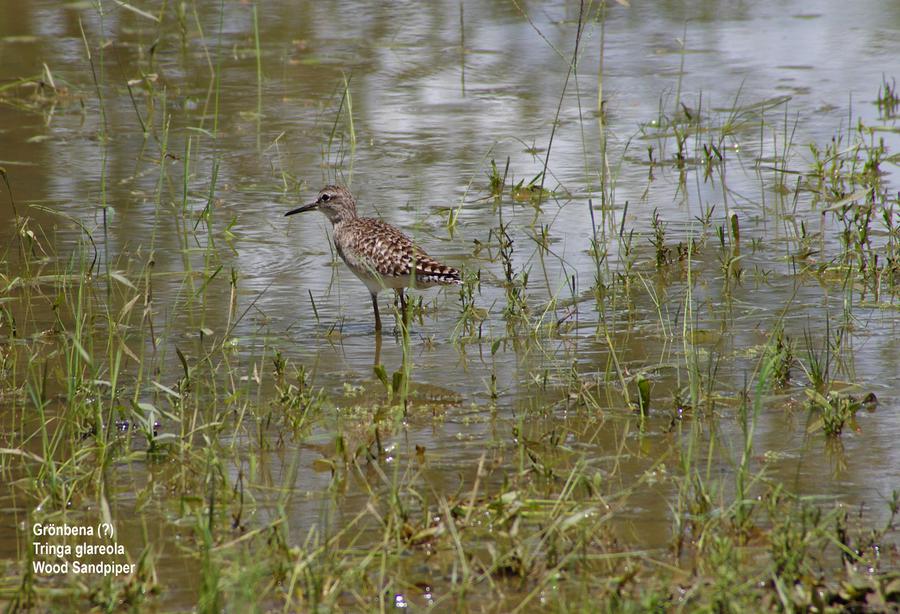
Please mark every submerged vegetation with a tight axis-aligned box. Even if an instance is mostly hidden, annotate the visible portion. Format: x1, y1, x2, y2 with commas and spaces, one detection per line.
1, 1, 899, 611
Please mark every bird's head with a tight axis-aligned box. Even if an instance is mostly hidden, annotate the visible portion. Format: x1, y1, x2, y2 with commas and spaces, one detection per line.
285, 185, 357, 224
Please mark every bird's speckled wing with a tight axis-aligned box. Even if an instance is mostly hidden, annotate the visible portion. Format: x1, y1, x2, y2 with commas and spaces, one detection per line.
334, 217, 460, 287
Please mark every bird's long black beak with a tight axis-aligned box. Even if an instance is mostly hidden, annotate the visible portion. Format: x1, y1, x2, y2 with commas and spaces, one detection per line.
285, 201, 318, 216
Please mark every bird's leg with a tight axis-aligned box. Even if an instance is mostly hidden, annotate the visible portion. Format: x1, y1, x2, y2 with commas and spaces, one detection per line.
373, 330, 383, 365
398, 288, 409, 328
371, 293, 382, 332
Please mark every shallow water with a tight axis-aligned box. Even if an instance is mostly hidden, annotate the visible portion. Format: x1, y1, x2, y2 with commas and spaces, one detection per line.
1, 0, 899, 608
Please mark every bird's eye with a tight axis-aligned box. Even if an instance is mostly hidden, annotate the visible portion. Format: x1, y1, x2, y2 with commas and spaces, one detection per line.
320, 193, 331, 202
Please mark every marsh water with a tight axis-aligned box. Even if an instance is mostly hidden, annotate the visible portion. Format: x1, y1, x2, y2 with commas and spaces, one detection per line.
1, 0, 899, 608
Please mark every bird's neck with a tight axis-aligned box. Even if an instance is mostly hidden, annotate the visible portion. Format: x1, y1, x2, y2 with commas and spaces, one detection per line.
325, 208, 357, 226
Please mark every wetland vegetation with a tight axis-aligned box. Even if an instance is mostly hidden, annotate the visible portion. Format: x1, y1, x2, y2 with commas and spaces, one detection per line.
1, 0, 898, 611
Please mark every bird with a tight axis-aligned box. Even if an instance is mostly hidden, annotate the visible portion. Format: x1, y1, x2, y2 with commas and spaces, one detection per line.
285, 185, 461, 332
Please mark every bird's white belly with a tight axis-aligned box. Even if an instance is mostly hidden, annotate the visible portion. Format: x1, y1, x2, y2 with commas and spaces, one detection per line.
348, 264, 412, 294
335, 247, 405, 294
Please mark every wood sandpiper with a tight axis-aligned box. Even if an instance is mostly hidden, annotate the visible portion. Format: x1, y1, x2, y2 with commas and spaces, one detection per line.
285, 185, 461, 332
